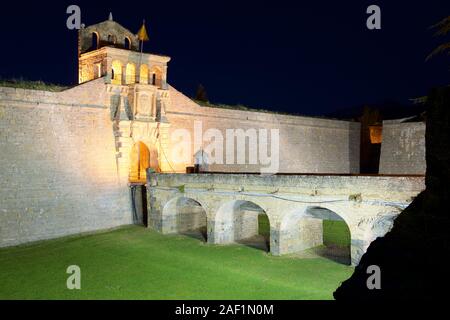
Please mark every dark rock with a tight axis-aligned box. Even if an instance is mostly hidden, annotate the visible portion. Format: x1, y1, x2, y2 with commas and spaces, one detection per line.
334, 86, 450, 300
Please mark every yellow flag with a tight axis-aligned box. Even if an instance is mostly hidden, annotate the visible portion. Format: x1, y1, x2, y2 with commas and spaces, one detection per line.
137, 21, 149, 42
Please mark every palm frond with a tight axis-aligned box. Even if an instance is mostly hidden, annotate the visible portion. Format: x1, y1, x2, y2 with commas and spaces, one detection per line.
426, 42, 450, 61
430, 16, 450, 36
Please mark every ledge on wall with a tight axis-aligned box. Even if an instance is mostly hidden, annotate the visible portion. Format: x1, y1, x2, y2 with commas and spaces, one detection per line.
193, 99, 358, 121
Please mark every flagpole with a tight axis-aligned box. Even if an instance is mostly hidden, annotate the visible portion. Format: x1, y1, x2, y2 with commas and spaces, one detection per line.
136, 19, 149, 84
138, 19, 145, 84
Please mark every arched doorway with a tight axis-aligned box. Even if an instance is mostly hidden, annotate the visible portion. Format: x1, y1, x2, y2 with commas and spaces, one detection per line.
163, 197, 208, 241
129, 142, 151, 183
129, 142, 158, 227
280, 206, 351, 265
214, 200, 270, 252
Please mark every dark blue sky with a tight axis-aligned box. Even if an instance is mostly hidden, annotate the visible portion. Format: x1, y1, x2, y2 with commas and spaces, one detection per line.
0, 0, 449, 116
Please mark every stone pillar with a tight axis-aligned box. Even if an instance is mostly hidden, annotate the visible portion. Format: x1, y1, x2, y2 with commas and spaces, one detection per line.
121, 65, 127, 85
157, 123, 172, 172
146, 172, 163, 232
157, 90, 170, 123
211, 218, 234, 244
162, 66, 168, 90
115, 121, 133, 185
269, 228, 281, 255
102, 57, 108, 79
206, 218, 216, 244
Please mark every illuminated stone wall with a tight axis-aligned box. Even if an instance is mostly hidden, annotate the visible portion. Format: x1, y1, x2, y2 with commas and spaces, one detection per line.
165, 86, 361, 174
0, 78, 361, 247
79, 50, 108, 83
79, 47, 170, 87
0, 79, 132, 247
379, 120, 426, 175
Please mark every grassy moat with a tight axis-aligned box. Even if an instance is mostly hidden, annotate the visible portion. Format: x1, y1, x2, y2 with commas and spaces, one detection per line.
0, 224, 353, 300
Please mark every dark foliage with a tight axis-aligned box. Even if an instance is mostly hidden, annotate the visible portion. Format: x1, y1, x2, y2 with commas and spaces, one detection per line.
334, 86, 450, 300
195, 84, 209, 102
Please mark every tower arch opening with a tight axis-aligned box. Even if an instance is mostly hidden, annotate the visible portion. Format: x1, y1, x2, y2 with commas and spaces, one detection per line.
124, 36, 131, 49
214, 200, 271, 252
91, 32, 99, 50
111, 60, 122, 85
150, 66, 162, 87
139, 64, 149, 84
125, 63, 136, 84
279, 206, 351, 265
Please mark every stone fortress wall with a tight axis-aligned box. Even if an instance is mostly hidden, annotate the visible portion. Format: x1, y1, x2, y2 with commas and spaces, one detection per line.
0, 76, 427, 248
0, 77, 361, 247
166, 86, 361, 174
379, 118, 426, 175
0, 79, 131, 247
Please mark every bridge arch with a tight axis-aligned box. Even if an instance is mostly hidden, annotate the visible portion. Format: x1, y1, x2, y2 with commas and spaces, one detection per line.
278, 206, 352, 265
162, 196, 208, 241
212, 199, 272, 252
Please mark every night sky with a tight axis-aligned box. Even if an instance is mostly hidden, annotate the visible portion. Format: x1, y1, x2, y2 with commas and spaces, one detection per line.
0, 0, 449, 116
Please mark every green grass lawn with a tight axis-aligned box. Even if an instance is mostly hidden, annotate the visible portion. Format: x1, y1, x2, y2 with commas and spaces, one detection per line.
0, 226, 353, 300
323, 220, 351, 248
258, 214, 271, 238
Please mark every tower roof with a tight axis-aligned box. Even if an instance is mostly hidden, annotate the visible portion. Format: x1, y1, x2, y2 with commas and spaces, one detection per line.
79, 18, 140, 54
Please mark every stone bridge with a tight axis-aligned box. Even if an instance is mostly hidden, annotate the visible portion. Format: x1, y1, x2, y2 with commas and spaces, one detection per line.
146, 173, 425, 265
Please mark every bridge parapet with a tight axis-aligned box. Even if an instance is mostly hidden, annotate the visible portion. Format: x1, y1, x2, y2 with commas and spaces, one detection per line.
149, 173, 424, 202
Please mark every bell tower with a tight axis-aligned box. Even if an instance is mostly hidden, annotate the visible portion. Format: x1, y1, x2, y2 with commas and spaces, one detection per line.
78, 15, 173, 180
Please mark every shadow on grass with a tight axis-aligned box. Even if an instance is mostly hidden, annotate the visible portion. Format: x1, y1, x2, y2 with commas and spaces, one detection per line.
292, 245, 351, 265
236, 235, 270, 253
180, 226, 208, 243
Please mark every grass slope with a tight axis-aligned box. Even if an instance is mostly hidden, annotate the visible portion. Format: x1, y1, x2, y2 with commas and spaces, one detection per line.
0, 226, 353, 300
0, 78, 68, 92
